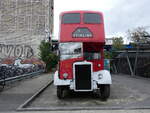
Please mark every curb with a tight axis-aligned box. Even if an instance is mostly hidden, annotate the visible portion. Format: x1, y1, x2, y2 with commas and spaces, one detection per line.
18, 105, 150, 111
17, 80, 53, 111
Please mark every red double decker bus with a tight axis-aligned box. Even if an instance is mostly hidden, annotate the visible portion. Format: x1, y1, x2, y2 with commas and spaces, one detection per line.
54, 11, 112, 100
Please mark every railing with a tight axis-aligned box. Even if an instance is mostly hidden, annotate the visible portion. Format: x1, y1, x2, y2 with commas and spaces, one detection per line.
0, 65, 45, 91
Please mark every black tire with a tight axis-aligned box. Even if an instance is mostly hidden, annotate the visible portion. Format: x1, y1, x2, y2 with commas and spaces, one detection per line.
57, 86, 64, 99
100, 84, 110, 101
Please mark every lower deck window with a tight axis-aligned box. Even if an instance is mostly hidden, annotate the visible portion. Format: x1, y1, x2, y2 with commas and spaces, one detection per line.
84, 52, 101, 60
59, 42, 82, 60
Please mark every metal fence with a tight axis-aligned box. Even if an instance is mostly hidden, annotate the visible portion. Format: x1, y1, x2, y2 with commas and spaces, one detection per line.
0, 58, 46, 91
111, 57, 150, 77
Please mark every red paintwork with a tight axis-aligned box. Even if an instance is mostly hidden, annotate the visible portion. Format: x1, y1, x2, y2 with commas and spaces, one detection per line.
59, 11, 105, 80
83, 42, 104, 71
59, 11, 105, 43
59, 52, 104, 79
59, 57, 83, 79
59, 43, 104, 79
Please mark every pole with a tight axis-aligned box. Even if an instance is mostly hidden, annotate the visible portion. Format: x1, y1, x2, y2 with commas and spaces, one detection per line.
133, 43, 139, 75
126, 50, 134, 76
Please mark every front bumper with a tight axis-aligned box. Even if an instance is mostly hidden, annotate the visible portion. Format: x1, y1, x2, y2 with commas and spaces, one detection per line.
54, 70, 112, 92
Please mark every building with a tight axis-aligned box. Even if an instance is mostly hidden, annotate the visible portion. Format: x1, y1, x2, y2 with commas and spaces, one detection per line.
0, 0, 53, 58
105, 38, 113, 45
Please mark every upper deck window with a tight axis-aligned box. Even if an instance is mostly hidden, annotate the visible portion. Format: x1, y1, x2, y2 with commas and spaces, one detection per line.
62, 13, 80, 24
84, 13, 101, 24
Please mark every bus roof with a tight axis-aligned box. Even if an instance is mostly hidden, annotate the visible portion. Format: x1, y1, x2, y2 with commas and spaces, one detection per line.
60, 10, 103, 16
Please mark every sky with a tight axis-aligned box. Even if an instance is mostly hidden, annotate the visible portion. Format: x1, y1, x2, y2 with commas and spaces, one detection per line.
54, 0, 150, 43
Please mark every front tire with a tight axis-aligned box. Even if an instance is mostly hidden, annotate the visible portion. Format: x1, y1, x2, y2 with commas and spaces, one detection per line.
57, 86, 64, 99
100, 84, 110, 101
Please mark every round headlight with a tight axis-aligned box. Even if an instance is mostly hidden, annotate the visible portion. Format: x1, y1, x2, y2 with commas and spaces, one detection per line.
63, 73, 68, 78
98, 74, 103, 79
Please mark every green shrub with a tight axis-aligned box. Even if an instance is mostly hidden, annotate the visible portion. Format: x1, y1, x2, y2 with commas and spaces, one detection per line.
39, 41, 58, 72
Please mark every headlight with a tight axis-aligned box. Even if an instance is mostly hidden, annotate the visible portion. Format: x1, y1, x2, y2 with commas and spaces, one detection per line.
98, 64, 101, 67
63, 73, 68, 78
98, 73, 103, 79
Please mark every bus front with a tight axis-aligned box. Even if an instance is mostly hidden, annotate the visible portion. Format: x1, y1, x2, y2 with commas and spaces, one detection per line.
54, 11, 112, 100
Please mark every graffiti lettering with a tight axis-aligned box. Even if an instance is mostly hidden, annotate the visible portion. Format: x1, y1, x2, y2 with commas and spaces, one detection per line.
0, 44, 34, 58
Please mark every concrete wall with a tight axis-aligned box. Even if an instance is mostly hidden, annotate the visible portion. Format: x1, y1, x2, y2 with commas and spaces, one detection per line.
0, 0, 53, 58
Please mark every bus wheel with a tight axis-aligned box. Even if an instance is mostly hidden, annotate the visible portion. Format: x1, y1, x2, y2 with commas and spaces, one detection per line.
57, 86, 64, 99
100, 84, 110, 101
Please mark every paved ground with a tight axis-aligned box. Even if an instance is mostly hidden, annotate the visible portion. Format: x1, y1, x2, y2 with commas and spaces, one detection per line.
0, 73, 53, 111
28, 74, 150, 109
1, 109, 150, 113
0, 73, 150, 113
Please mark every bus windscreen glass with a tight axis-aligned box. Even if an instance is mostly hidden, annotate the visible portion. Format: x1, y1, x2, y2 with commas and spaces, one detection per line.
59, 42, 82, 60
84, 52, 101, 60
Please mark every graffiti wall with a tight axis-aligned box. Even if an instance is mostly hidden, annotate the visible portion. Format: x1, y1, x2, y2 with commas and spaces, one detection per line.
0, 44, 34, 58
0, 0, 54, 81
0, 57, 46, 79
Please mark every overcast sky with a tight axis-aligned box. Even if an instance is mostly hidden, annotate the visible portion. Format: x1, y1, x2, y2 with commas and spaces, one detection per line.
54, 0, 150, 42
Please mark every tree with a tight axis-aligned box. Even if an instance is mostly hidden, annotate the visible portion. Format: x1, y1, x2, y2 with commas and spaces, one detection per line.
111, 37, 124, 58
104, 37, 124, 59
112, 37, 124, 50
127, 26, 150, 43
39, 41, 58, 72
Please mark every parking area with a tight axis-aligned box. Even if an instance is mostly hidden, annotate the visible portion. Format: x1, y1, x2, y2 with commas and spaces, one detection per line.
0, 73, 150, 113
26, 74, 150, 110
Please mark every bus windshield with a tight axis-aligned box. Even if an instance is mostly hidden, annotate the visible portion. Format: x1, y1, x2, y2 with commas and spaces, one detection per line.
84, 52, 101, 60
59, 42, 82, 60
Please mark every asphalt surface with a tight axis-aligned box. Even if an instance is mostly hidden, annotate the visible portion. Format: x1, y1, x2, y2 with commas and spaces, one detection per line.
27, 74, 150, 109
0, 73, 53, 111
0, 73, 150, 113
